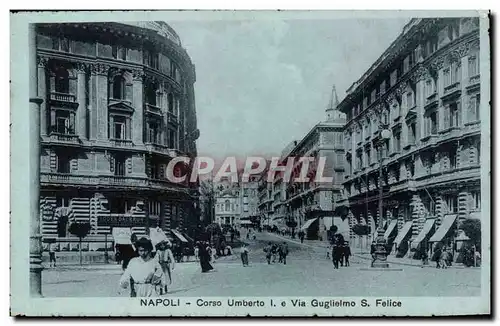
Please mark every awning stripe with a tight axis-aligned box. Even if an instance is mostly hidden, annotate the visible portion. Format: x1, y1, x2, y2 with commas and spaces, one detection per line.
411, 219, 435, 249
384, 220, 398, 240
300, 218, 318, 231
393, 221, 413, 247
171, 229, 188, 243
429, 214, 458, 243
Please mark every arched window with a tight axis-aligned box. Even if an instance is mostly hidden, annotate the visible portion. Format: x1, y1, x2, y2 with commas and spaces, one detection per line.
112, 74, 126, 100
225, 200, 230, 212
54, 67, 69, 94
146, 82, 158, 106
168, 93, 174, 113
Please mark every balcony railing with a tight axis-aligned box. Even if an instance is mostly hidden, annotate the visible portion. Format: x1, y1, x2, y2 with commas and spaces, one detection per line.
48, 132, 80, 144
424, 93, 438, 110
109, 138, 133, 147
146, 103, 163, 116
442, 82, 461, 99
50, 92, 76, 103
40, 172, 191, 193
469, 74, 480, 86
167, 111, 179, 125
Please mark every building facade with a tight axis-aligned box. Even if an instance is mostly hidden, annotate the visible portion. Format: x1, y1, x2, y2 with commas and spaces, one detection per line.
36, 22, 200, 251
214, 177, 241, 227
282, 86, 347, 240
337, 18, 481, 259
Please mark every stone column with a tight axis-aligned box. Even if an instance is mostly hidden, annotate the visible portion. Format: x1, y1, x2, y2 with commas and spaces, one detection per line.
29, 24, 44, 297
94, 64, 109, 141
89, 67, 97, 140
460, 55, 469, 125
37, 57, 48, 136
76, 64, 87, 139
416, 76, 426, 144
132, 70, 144, 145
437, 69, 445, 131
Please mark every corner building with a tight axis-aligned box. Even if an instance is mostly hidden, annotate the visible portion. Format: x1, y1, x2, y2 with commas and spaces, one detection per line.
36, 22, 200, 250
337, 18, 481, 260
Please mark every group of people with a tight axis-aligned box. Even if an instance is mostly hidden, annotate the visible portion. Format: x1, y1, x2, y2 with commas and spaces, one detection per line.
118, 237, 175, 297
328, 242, 352, 269
263, 242, 289, 265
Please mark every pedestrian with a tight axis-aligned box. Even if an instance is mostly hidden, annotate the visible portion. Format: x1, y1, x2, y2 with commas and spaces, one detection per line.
439, 247, 448, 269
343, 242, 351, 267
271, 243, 278, 263
420, 246, 429, 267
48, 242, 57, 268
198, 242, 214, 273
264, 242, 272, 264
155, 240, 175, 294
240, 244, 249, 267
280, 242, 289, 265
119, 237, 164, 297
194, 243, 200, 262
299, 231, 305, 243
370, 241, 377, 268
332, 245, 340, 269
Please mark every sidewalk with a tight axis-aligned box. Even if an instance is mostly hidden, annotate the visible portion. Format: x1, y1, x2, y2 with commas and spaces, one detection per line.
265, 232, 475, 269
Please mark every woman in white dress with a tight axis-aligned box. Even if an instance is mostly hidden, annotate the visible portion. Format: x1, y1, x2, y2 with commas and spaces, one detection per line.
119, 237, 164, 297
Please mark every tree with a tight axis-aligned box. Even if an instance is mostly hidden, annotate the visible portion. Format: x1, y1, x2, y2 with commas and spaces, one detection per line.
352, 224, 370, 236
460, 218, 481, 248
68, 222, 92, 265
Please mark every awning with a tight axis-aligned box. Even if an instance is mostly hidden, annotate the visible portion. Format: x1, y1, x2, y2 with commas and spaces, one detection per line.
469, 212, 481, 220
300, 218, 318, 231
411, 219, 435, 249
393, 221, 413, 248
384, 220, 398, 240
240, 220, 253, 225
171, 229, 188, 243
429, 214, 458, 243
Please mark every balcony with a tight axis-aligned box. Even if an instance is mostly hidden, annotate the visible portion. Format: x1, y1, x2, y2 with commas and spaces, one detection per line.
40, 172, 192, 193
145, 103, 163, 117
442, 82, 461, 101
109, 138, 133, 148
50, 92, 76, 103
47, 132, 80, 145
424, 93, 438, 111
167, 111, 179, 125
145, 142, 169, 155
466, 74, 480, 92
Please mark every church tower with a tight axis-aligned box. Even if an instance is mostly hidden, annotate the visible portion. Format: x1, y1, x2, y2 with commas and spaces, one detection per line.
325, 85, 345, 123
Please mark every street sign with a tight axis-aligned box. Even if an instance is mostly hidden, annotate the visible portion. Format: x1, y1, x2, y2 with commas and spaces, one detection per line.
98, 215, 145, 227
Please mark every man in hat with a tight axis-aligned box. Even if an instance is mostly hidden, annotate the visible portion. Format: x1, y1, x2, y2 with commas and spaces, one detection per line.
155, 240, 175, 294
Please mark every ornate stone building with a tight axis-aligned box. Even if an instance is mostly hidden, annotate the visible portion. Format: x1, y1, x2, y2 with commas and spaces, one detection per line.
214, 177, 241, 227
282, 86, 347, 241
337, 18, 481, 259
35, 22, 200, 251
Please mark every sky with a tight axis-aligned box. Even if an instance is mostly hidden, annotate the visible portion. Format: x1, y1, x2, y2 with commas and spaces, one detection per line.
169, 17, 409, 160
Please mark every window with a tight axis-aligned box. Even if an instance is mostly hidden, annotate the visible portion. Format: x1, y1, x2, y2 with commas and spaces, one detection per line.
113, 116, 126, 139
54, 67, 70, 94
56, 196, 70, 208
54, 110, 75, 134
168, 93, 174, 114
57, 153, 71, 173
445, 195, 458, 213
363, 97, 368, 109
111, 75, 125, 100
357, 152, 363, 170
403, 55, 411, 73
468, 55, 479, 77
408, 122, 416, 145
471, 191, 481, 210
426, 111, 438, 136
424, 198, 436, 216
52, 37, 71, 52
449, 147, 457, 169
390, 69, 398, 86
112, 45, 127, 61
148, 201, 161, 216
450, 103, 460, 127
370, 89, 377, 103
109, 197, 134, 214
380, 81, 386, 95
468, 94, 480, 122
452, 63, 461, 84
406, 92, 414, 108
382, 110, 389, 125
366, 148, 371, 165
425, 79, 435, 97
168, 129, 176, 148
147, 120, 160, 144
146, 83, 158, 106
443, 68, 451, 87
114, 155, 126, 176
225, 200, 230, 212
407, 160, 415, 177
393, 131, 401, 153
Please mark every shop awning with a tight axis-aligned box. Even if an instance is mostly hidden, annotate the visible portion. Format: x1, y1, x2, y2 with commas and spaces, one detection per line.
240, 220, 253, 225
469, 212, 481, 220
171, 229, 188, 243
300, 218, 318, 231
411, 219, 435, 249
429, 214, 458, 243
384, 220, 398, 240
393, 221, 413, 248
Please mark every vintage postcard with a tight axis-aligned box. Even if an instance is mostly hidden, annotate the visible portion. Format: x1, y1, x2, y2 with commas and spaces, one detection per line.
10, 10, 491, 317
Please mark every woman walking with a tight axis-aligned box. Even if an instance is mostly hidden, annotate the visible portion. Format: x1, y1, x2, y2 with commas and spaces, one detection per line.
198, 242, 214, 273
240, 244, 249, 267
119, 237, 164, 297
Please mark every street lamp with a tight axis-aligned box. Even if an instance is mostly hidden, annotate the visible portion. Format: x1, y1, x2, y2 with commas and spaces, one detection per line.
372, 127, 392, 268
